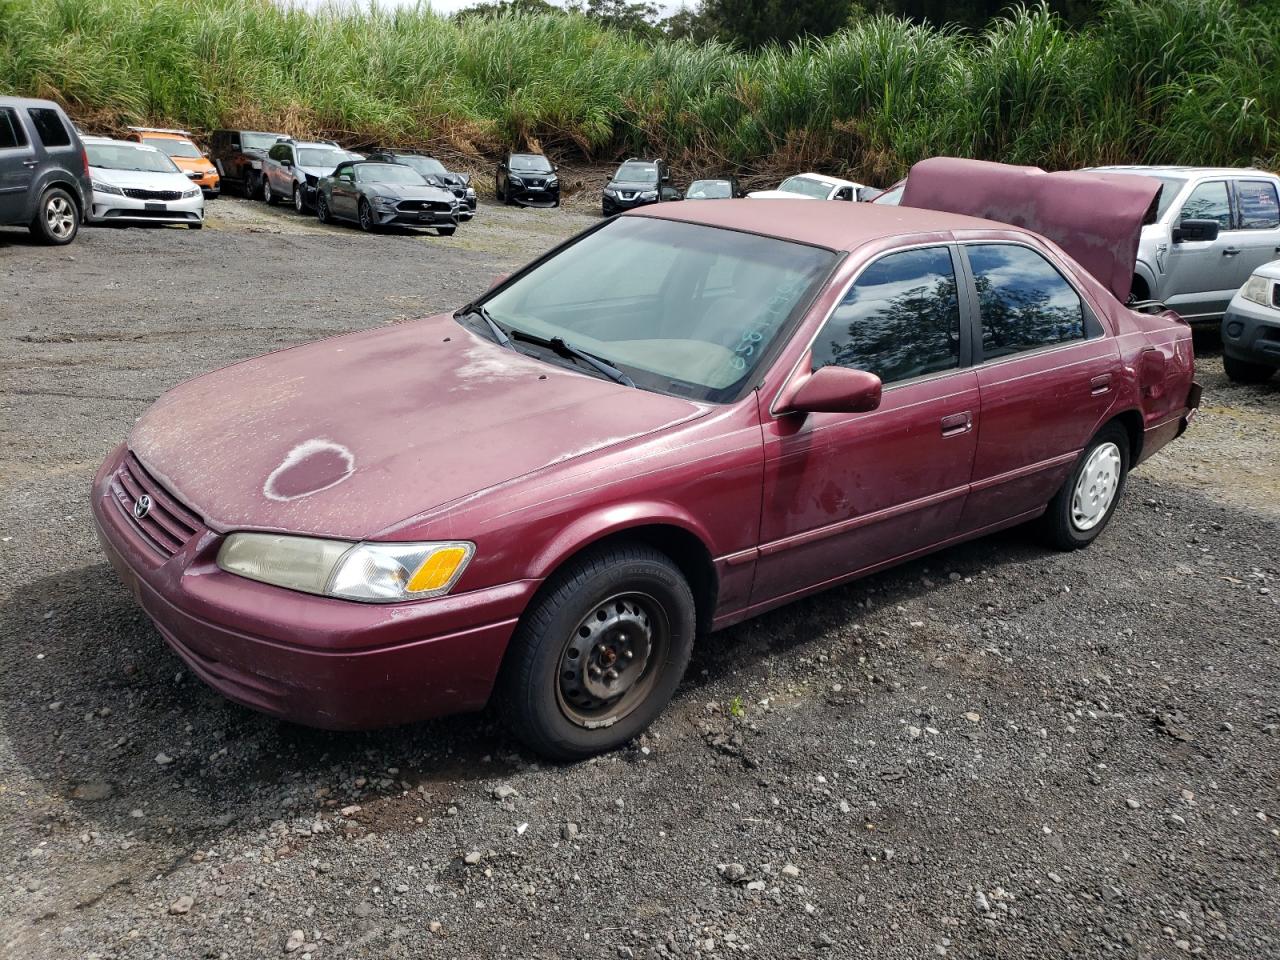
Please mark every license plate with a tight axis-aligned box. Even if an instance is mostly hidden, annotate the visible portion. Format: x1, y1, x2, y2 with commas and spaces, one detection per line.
145, 202, 166, 212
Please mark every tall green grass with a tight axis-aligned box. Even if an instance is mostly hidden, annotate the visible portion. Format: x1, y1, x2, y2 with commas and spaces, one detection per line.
1, 0, 1275, 179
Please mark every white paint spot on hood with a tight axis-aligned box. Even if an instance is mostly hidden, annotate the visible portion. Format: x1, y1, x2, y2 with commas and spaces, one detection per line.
263, 438, 356, 502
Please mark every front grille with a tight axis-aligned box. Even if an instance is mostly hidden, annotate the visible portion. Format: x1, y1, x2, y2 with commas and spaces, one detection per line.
523, 177, 545, 188
122, 188, 181, 201
109, 453, 201, 558
396, 199, 452, 213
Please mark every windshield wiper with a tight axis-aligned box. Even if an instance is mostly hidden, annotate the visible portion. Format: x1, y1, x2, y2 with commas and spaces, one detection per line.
509, 329, 636, 388
455, 303, 516, 351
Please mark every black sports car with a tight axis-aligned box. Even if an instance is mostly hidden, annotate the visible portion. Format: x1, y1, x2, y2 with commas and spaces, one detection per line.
496, 153, 560, 208
315, 161, 460, 234
366, 150, 477, 217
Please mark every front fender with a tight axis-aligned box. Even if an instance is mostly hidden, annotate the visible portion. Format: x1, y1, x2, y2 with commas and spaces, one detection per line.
526, 501, 717, 582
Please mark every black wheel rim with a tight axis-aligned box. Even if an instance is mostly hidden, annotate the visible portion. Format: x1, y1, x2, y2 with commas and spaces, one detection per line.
317, 197, 326, 220
555, 592, 669, 728
359, 202, 371, 229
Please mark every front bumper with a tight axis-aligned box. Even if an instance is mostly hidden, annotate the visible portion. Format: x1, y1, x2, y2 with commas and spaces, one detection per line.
508, 184, 560, 207
603, 193, 656, 216
91, 444, 532, 730
190, 171, 220, 196
1222, 297, 1280, 368
373, 205, 459, 229
90, 190, 204, 226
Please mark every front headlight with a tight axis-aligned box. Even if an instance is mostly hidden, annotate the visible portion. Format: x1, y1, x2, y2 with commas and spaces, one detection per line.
465, 187, 476, 198
1241, 274, 1271, 306
640, 190, 658, 200
181, 187, 200, 198
93, 180, 123, 196
217, 534, 475, 603
603, 188, 616, 197
372, 195, 398, 208
508, 175, 524, 186
547, 176, 559, 186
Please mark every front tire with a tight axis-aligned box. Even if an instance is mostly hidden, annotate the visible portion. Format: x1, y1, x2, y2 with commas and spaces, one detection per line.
436, 225, 456, 236
357, 198, 375, 232
1223, 354, 1275, 384
1041, 423, 1130, 550
30, 187, 79, 245
262, 176, 276, 205
187, 221, 203, 230
293, 183, 306, 213
497, 544, 696, 761
315, 193, 331, 224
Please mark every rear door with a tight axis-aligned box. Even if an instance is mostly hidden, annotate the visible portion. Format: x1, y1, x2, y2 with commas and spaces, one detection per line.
960, 241, 1120, 528
1161, 179, 1238, 320
24, 107, 79, 202
1229, 177, 1280, 283
0, 106, 37, 224
754, 244, 980, 603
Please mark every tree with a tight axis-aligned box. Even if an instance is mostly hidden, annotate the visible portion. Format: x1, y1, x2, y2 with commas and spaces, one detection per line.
568, 0, 665, 38
454, 0, 559, 20
697, 0, 856, 47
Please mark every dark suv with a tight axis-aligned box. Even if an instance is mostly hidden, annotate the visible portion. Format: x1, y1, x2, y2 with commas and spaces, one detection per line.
602, 158, 680, 216
208, 129, 285, 197
0, 96, 92, 245
496, 152, 559, 208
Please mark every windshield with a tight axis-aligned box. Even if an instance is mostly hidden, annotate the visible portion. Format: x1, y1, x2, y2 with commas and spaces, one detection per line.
355, 163, 428, 185
297, 147, 351, 169
510, 154, 553, 173
687, 180, 732, 199
397, 155, 446, 176
614, 162, 658, 185
873, 183, 904, 205
777, 176, 833, 199
143, 137, 202, 159
477, 217, 836, 402
1093, 171, 1187, 220
86, 142, 180, 174
241, 132, 278, 151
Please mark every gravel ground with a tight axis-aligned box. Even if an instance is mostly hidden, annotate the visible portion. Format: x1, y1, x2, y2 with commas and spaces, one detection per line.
1, 197, 1278, 960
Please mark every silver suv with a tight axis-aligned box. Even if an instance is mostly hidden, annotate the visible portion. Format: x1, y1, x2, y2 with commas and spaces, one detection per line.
260, 138, 361, 213
1090, 166, 1280, 323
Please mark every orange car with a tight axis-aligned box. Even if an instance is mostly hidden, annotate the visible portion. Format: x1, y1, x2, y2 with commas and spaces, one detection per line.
125, 127, 220, 197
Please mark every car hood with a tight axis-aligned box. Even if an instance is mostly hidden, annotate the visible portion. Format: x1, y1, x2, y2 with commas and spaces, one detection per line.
359, 181, 456, 201
89, 166, 193, 192
128, 316, 705, 540
747, 190, 819, 200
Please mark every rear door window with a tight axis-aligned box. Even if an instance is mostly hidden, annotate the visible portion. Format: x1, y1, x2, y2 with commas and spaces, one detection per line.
1179, 181, 1232, 228
0, 108, 28, 149
967, 244, 1085, 361
1236, 180, 1280, 230
811, 246, 962, 384
26, 108, 71, 148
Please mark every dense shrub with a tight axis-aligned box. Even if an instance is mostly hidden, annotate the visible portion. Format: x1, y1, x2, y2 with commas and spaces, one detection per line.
1, 0, 1275, 179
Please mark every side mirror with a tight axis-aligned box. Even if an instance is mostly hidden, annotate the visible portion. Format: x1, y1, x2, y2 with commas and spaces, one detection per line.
1172, 218, 1220, 243
488, 273, 509, 290
777, 364, 882, 415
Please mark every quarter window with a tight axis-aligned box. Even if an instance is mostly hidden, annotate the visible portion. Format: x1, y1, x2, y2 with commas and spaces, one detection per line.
1236, 180, 1280, 230
1180, 181, 1232, 228
968, 244, 1085, 360
26, 108, 70, 148
0, 108, 26, 148
811, 246, 961, 384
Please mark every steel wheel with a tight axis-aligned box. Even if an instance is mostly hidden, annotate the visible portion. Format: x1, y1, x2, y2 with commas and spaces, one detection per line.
1070, 441, 1121, 531
45, 195, 76, 240
555, 592, 670, 728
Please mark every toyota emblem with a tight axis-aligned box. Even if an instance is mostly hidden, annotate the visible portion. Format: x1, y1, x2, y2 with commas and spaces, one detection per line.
133, 494, 152, 520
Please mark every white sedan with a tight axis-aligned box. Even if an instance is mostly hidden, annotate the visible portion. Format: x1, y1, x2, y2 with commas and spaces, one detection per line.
748, 172, 866, 202
83, 137, 205, 229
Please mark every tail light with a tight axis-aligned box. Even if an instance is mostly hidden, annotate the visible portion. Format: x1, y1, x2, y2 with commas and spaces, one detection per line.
81, 146, 90, 176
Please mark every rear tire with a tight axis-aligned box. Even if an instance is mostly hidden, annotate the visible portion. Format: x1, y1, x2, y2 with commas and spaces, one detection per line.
1223, 354, 1275, 383
1041, 423, 1130, 551
497, 543, 696, 761
29, 187, 79, 245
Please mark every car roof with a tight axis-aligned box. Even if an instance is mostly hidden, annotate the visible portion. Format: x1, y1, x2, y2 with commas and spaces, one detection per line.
1089, 165, 1267, 177
84, 136, 150, 147
628, 199, 1005, 252
0, 95, 65, 110
786, 171, 857, 188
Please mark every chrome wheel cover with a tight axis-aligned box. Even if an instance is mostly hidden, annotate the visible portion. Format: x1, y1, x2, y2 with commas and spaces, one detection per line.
46, 196, 75, 239
1071, 442, 1121, 531
556, 592, 668, 729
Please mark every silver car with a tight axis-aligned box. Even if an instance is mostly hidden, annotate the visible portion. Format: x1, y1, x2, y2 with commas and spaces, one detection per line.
1089, 166, 1280, 323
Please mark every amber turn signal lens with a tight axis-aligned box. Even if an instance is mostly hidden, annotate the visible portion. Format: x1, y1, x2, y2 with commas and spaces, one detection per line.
406, 545, 470, 593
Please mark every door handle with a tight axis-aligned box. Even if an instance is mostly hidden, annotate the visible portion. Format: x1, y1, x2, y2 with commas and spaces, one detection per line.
940, 411, 973, 437
1222, 247, 1241, 256
1090, 373, 1112, 395
22, 159, 38, 167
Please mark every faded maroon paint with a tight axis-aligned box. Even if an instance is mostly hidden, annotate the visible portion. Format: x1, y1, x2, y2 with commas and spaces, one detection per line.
900, 157, 1162, 302
93, 199, 1197, 730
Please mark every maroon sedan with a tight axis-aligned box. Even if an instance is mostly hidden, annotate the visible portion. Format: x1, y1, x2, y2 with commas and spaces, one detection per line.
92, 160, 1199, 760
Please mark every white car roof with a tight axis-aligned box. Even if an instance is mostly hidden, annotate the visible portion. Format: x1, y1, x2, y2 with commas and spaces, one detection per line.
786, 172, 860, 188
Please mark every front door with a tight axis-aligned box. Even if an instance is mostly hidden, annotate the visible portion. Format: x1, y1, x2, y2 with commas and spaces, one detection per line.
958, 242, 1120, 527
0, 106, 35, 223
754, 245, 979, 604
1163, 179, 1239, 320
